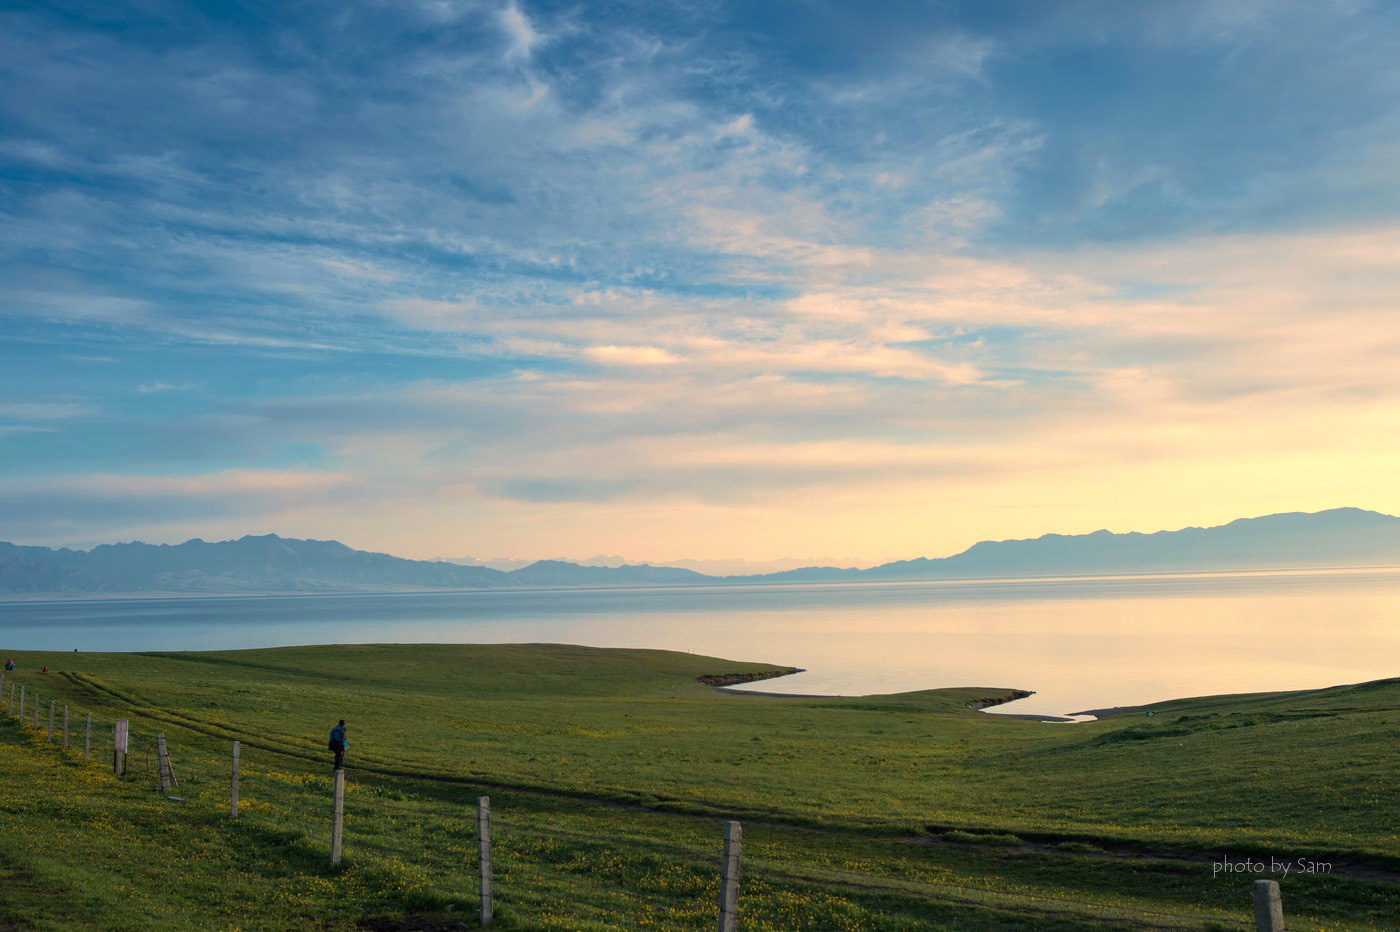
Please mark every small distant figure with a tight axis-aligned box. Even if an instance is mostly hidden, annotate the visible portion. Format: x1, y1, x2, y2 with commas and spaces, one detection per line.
40, 666, 48, 674
328, 719, 347, 771
3, 659, 13, 672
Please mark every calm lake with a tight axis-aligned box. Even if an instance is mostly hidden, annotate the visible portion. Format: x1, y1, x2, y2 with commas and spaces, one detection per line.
2, 567, 1397, 717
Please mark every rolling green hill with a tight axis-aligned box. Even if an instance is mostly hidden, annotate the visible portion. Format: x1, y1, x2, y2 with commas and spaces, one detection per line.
0, 644, 1396, 929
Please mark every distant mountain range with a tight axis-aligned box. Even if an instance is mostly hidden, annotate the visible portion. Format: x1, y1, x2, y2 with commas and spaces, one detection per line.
434, 554, 875, 575
3, 508, 1398, 596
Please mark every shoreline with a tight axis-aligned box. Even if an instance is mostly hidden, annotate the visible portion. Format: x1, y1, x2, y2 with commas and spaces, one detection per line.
6, 560, 1400, 604
712, 676, 1084, 721
698, 668, 805, 688
716, 675, 1093, 723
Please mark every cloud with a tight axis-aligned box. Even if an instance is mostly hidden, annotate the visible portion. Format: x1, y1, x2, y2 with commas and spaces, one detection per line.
2, 1, 1398, 556
499, 3, 541, 63
72, 470, 350, 496
582, 345, 679, 366
0, 400, 92, 420
0, 470, 353, 538
136, 382, 203, 394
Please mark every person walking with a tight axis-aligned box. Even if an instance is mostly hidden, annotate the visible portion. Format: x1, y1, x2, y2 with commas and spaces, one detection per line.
328, 719, 347, 771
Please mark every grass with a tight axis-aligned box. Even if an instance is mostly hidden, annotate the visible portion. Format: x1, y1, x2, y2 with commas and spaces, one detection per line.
0, 643, 1396, 929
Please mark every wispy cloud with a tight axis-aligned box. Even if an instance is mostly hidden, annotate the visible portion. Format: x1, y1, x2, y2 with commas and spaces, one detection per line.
1, 0, 1397, 557
499, 3, 542, 63
0, 400, 92, 420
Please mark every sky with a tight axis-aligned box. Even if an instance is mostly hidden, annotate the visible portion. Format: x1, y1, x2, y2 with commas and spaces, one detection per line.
2, 0, 1398, 563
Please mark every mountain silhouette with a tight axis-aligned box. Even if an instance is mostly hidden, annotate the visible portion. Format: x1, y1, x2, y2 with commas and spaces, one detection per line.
3, 508, 1397, 596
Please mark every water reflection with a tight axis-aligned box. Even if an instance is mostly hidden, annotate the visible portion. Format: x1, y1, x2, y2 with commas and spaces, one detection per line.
2, 569, 1396, 716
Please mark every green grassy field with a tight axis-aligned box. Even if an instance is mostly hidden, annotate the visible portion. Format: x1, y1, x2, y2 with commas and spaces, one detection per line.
0, 643, 1396, 930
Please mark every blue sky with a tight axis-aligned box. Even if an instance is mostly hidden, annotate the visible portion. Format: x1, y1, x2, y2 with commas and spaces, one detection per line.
2, 0, 1398, 560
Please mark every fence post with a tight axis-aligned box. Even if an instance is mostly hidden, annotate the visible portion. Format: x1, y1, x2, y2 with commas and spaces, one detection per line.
63, 706, 69, 749
48, 700, 55, 741
331, 769, 345, 867
114, 720, 128, 776
230, 741, 240, 819
19, 686, 25, 721
1253, 879, 1284, 931
478, 789, 495, 923
718, 820, 742, 932
85, 713, 91, 758
478, 796, 493, 926
33, 693, 39, 728
5, 683, 11, 716
157, 734, 172, 792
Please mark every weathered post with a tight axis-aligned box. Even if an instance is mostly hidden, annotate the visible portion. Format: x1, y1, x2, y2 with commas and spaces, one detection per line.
478, 796, 493, 926
48, 700, 55, 741
1253, 879, 1284, 932
84, 712, 92, 758
230, 741, 241, 819
718, 820, 742, 932
113, 719, 128, 776
157, 734, 172, 792
331, 769, 346, 866
18, 686, 24, 721
63, 706, 69, 749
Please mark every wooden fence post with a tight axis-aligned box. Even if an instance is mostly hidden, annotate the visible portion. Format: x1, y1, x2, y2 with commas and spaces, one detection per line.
478, 796, 493, 926
718, 820, 742, 932
1253, 879, 1284, 932
84, 713, 91, 758
18, 686, 24, 721
48, 700, 55, 741
330, 769, 346, 866
230, 741, 240, 819
63, 706, 69, 749
113, 720, 128, 776
33, 693, 39, 728
157, 734, 172, 792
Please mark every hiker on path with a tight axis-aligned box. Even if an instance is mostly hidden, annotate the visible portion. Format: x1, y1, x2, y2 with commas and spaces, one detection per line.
329, 719, 347, 771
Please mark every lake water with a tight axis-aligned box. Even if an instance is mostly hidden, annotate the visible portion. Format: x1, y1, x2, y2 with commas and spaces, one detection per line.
2, 567, 1397, 717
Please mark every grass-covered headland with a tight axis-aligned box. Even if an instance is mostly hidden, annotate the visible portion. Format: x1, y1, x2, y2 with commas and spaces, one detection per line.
0, 643, 1396, 930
